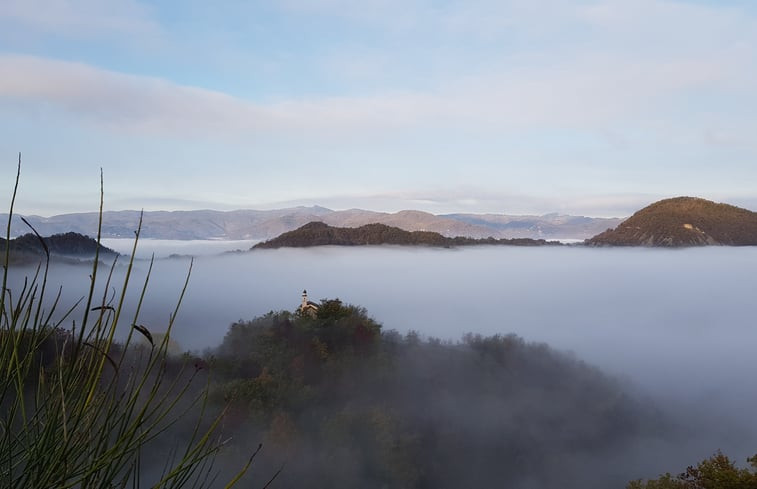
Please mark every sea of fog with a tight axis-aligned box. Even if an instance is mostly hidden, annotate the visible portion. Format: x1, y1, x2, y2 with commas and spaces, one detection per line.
100, 238, 259, 258
7, 243, 757, 472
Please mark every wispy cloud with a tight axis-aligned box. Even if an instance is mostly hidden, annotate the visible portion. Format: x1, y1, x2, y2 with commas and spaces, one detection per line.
0, 48, 746, 141
262, 187, 664, 217
0, 0, 160, 39
1, 0, 754, 143
1, 0, 756, 215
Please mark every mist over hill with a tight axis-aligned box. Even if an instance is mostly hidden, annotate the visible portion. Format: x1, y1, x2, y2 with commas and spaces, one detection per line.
443, 212, 621, 239
208, 303, 670, 489
587, 197, 757, 247
5, 241, 757, 487
1, 207, 622, 241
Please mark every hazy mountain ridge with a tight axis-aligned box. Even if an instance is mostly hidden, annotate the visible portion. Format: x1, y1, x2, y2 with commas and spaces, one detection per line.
445, 212, 623, 239
2, 207, 622, 241
587, 197, 757, 247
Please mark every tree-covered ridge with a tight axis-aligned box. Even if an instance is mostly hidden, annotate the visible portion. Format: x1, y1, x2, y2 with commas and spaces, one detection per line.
252, 221, 559, 249
627, 451, 757, 488
208, 299, 666, 489
587, 197, 757, 247
1, 231, 117, 258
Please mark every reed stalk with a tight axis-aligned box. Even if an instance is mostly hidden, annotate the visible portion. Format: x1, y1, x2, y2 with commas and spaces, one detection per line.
0, 155, 254, 488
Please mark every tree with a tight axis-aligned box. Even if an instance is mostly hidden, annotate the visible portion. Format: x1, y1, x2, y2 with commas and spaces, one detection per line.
627, 452, 757, 489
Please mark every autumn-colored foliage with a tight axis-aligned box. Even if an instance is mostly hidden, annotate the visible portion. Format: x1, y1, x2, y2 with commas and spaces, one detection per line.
588, 197, 757, 247
627, 451, 757, 489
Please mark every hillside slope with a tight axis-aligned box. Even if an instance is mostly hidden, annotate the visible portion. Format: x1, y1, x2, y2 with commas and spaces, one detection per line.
586, 197, 757, 247
1, 232, 118, 263
252, 221, 557, 248
212, 303, 666, 489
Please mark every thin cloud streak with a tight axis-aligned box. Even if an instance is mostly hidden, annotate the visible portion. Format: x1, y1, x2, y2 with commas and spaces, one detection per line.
0, 0, 159, 39
1, 0, 756, 216
261, 189, 666, 217
0, 52, 746, 141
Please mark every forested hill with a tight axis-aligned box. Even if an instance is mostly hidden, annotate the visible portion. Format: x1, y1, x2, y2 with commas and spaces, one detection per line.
210, 300, 667, 489
1, 232, 117, 261
252, 221, 559, 249
586, 197, 757, 247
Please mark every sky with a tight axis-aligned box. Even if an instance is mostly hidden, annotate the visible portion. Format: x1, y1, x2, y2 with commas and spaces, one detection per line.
0, 0, 756, 217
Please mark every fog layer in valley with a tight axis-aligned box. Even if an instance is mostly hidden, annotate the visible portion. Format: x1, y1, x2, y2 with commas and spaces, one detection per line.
100, 238, 258, 258
7, 244, 757, 483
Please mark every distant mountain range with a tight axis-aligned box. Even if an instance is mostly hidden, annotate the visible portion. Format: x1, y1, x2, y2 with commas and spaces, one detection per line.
4, 197, 756, 251
586, 197, 757, 247
1, 207, 623, 241
253, 221, 559, 249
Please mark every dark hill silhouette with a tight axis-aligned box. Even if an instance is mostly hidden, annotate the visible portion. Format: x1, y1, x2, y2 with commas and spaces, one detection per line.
252, 221, 558, 249
1, 232, 117, 260
586, 197, 757, 247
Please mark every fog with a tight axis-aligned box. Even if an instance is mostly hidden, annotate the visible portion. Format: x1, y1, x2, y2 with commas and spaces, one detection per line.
100, 238, 258, 258
7, 244, 757, 482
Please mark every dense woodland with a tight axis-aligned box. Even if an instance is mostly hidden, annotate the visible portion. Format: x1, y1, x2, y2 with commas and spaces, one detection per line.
183, 299, 755, 488
7, 278, 757, 487
253, 221, 558, 249
191, 299, 666, 488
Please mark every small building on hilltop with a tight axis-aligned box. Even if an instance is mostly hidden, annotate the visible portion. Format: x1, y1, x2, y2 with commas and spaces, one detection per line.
300, 289, 320, 317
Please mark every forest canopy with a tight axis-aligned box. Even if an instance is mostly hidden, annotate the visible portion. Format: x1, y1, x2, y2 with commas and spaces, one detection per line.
204, 298, 669, 489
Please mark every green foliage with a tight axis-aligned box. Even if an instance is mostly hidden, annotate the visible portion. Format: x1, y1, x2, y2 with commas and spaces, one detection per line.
213, 300, 382, 421
320, 406, 423, 489
1, 158, 251, 488
207, 297, 666, 488
627, 452, 757, 489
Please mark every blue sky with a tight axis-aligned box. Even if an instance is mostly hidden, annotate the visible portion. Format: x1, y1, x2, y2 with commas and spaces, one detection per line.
1, 0, 755, 217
